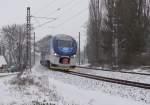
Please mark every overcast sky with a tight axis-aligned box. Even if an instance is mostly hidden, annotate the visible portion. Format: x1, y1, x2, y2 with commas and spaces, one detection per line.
0, 0, 89, 49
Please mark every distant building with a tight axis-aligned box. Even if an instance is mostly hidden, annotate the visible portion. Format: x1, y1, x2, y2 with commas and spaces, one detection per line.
0, 56, 7, 72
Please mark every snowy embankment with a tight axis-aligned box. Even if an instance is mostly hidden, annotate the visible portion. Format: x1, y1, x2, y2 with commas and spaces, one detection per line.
0, 71, 61, 105
0, 53, 149, 105
43, 69, 150, 104
0, 64, 149, 105
36, 63, 150, 105
0, 65, 139, 105
73, 67, 150, 84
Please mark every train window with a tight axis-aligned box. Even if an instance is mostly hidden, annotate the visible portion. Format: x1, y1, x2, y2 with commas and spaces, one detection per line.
59, 57, 70, 64
58, 40, 72, 48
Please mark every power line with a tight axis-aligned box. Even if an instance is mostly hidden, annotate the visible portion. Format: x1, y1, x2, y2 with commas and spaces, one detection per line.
32, 0, 74, 27
54, 0, 90, 28
60, 0, 75, 8
34, 0, 80, 20
44, 8, 61, 17
32, 17, 41, 27
56, 8, 88, 28
31, 16, 57, 29
33, 0, 73, 17
32, 0, 90, 30
34, 18, 57, 29
33, 7, 88, 30
45, 0, 83, 20
46, 0, 75, 17
31, 16, 57, 20
56, 0, 82, 17
33, 0, 57, 15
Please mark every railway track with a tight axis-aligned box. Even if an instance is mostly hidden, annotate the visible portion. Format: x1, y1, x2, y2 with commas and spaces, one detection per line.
77, 66, 150, 76
59, 70, 150, 89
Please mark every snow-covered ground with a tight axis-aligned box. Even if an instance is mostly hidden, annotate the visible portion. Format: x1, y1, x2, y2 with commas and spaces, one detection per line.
0, 57, 149, 104
49, 78, 148, 105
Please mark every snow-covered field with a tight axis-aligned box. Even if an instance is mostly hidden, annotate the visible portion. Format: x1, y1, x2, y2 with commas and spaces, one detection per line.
0, 73, 60, 105
44, 67, 150, 104
0, 59, 149, 104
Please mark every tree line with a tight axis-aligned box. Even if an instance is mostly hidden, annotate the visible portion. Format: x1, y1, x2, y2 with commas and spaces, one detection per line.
0, 24, 27, 75
87, 0, 150, 68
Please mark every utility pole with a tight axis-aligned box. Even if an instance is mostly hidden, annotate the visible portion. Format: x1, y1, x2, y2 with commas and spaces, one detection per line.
84, 45, 86, 64
26, 7, 31, 71
2, 45, 5, 56
0, 46, 1, 55
34, 32, 35, 65
79, 32, 80, 65
18, 29, 21, 71
112, 1, 119, 69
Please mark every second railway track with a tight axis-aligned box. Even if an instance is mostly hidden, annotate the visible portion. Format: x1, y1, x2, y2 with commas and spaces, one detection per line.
77, 66, 150, 76
59, 70, 150, 89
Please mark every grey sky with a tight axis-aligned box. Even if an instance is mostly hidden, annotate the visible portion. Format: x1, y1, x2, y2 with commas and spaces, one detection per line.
0, 0, 89, 49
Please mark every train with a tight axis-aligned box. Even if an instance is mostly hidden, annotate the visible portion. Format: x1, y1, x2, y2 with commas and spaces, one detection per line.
39, 34, 77, 69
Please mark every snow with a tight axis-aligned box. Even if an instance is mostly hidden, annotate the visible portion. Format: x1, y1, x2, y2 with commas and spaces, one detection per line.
132, 68, 150, 74
44, 68, 150, 104
0, 55, 149, 105
49, 78, 148, 105
0, 72, 61, 105
0, 72, 18, 77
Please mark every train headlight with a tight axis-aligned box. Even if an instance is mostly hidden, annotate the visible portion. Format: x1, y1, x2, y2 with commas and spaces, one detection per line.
73, 55, 76, 58
54, 53, 60, 57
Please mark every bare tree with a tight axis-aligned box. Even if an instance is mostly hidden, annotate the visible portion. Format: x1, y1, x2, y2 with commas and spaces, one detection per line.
87, 0, 104, 66
1, 24, 26, 75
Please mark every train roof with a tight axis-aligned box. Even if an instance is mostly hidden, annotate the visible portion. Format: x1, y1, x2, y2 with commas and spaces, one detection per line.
53, 34, 75, 41
37, 35, 52, 44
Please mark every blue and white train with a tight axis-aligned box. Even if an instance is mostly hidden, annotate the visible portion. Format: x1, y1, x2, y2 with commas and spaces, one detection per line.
40, 34, 77, 69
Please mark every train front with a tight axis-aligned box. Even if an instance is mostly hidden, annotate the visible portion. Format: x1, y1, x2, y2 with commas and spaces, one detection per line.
51, 34, 77, 68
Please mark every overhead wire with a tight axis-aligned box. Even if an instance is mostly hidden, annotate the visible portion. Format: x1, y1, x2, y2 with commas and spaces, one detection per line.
45, 0, 75, 17
34, 0, 76, 19
54, 0, 90, 28
34, 18, 57, 30
32, 0, 75, 27
55, 7, 88, 28
32, 0, 80, 28
33, 0, 57, 15
32, 0, 90, 31
31, 16, 57, 20
33, 7, 88, 30
56, 0, 82, 17
32, 18, 41, 27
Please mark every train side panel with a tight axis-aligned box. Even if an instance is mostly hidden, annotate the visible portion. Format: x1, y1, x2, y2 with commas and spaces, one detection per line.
40, 36, 52, 66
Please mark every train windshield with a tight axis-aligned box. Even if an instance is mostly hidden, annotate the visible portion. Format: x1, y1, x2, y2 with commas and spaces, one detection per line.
58, 40, 72, 48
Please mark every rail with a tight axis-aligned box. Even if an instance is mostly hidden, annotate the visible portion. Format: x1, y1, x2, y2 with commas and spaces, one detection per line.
62, 70, 150, 89
77, 66, 150, 76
